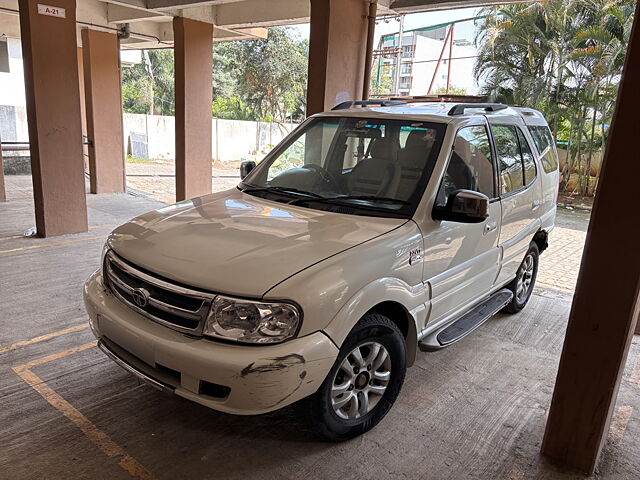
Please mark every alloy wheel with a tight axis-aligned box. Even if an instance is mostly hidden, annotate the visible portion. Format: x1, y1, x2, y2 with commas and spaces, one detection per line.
330, 341, 391, 420
516, 253, 535, 302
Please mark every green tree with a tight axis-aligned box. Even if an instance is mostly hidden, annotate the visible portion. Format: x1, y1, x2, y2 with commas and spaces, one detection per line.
215, 27, 308, 122
211, 95, 256, 120
122, 49, 175, 115
433, 85, 468, 95
474, 0, 635, 196
370, 60, 394, 96
123, 27, 308, 123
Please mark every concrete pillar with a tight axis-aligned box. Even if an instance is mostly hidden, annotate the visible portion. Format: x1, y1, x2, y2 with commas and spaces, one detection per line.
173, 17, 213, 201
542, 3, 640, 473
77, 46, 88, 172
81, 29, 125, 194
18, 0, 87, 236
306, 0, 369, 115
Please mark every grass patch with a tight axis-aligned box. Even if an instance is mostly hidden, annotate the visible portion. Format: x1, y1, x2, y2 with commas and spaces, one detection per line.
126, 156, 158, 164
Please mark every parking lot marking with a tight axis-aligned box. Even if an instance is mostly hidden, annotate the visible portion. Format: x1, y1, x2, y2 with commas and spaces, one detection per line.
0, 234, 24, 241
15, 342, 96, 369
0, 324, 89, 354
12, 342, 156, 480
0, 224, 115, 243
0, 235, 107, 254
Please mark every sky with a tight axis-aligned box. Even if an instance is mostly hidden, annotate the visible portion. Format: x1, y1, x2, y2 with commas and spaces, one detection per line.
289, 6, 483, 46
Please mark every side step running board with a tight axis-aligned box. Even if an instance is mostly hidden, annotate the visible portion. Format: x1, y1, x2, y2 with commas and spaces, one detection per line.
418, 289, 513, 352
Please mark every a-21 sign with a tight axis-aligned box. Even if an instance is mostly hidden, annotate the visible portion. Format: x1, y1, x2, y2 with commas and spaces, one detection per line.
37, 4, 66, 18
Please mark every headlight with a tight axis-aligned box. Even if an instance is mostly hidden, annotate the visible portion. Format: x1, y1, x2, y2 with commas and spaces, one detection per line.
203, 296, 301, 344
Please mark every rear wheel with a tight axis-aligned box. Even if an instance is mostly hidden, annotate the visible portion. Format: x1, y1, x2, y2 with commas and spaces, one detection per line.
307, 313, 406, 441
503, 242, 539, 314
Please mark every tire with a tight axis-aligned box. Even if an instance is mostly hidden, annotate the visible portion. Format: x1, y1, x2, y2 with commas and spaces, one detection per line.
307, 313, 407, 441
502, 242, 539, 314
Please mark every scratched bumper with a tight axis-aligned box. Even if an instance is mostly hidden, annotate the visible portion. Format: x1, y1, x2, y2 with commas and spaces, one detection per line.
83, 270, 339, 415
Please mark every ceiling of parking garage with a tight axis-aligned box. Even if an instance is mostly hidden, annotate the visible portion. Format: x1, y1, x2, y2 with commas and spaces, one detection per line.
0, 0, 524, 49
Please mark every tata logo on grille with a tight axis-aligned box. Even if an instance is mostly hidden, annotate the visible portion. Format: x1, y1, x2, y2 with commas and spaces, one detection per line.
131, 288, 149, 308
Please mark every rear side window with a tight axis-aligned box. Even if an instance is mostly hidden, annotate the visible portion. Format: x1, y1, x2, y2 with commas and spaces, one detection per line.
527, 125, 559, 174
517, 129, 536, 185
491, 125, 524, 194
436, 125, 495, 205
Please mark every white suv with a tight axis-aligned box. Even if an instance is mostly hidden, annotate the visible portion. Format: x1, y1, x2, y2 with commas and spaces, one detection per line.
84, 101, 559, 440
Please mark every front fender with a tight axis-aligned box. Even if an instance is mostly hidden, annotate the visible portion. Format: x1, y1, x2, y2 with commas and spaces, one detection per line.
263, 221, 426, 367
322, 277, 426, 366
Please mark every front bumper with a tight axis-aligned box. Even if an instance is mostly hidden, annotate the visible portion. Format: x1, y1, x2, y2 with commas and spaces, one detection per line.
83, 270, 339, 415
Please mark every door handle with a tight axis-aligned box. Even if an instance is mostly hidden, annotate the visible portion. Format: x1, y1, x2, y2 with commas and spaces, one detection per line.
532, 199, 541, 210
484, 221, 497, 234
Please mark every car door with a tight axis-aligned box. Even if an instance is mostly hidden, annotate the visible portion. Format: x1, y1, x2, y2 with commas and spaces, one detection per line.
490, 123, 542, 286
422, 123, 501, 326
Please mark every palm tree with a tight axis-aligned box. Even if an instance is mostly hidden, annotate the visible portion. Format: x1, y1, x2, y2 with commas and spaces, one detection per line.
474, 0, 635, 197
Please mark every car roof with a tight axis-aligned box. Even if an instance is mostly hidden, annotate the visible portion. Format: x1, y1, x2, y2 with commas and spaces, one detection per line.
314, 102, 549, 128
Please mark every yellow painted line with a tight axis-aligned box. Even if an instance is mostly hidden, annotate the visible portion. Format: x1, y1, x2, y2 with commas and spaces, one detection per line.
13, 341, 95, 369
610, 405, 633, 443
89, 224, 116, 230
0, 224, 114, 243
12, 343, 156, 480
0, 324, 89, 354
0, 235, 106, 254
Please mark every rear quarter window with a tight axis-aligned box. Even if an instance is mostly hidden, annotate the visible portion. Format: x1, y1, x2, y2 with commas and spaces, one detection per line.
527, 126, 559, 174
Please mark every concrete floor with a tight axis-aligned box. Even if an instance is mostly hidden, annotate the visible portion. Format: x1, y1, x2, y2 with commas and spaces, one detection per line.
1, 188, 639, 479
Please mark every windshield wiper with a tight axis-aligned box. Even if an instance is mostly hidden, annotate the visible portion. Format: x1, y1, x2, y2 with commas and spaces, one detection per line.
332, 195, 410, 204
240, 185, 409, 207
239, 185, 323, 199
290, 195, 410, 206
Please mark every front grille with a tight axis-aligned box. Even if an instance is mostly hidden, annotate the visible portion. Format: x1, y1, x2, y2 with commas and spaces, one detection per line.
104, 250, 214, 334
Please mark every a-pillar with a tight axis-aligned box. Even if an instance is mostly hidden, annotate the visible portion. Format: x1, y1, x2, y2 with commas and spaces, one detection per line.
81, 29, 125, 194
542, 2, 640, 473
306, 0, 370, 115
173, 17, 213, 201
18, 0, 87, 236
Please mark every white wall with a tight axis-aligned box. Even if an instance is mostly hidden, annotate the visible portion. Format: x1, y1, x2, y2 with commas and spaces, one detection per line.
0, 39, 26, 108
122, 113, 298, 162
1, 107, 298, 162
0, 105, 29, 143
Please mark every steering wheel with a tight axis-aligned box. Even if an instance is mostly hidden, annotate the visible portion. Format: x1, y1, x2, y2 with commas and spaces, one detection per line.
304, 164, 341, 192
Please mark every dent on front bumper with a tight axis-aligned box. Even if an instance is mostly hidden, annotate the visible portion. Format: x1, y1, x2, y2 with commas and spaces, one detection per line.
83, 270, 339, 415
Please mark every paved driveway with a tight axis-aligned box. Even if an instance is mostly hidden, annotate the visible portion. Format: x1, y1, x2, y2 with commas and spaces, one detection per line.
125, 160, 239, 204
537, 208, 590, 292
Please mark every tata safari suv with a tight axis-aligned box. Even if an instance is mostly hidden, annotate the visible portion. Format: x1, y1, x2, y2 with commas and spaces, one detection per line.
84, 101, 559, 440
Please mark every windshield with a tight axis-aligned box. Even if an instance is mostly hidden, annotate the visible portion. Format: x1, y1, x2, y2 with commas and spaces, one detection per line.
239, 116, 447, 218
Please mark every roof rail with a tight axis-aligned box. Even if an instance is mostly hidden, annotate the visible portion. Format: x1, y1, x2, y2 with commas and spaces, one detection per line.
331, 100, 407, 111
448, 103, 508, 116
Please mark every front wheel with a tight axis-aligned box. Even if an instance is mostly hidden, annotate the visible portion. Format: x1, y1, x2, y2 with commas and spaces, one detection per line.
503, 242, 539, 314
307, 313, 406, 441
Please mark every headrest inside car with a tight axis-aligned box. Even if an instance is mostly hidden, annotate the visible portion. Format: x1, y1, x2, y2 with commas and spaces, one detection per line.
370, 137, 395, 160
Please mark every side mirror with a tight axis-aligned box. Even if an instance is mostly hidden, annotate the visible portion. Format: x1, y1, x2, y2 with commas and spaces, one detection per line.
433, 189, 490, 223
240, 160, 256, 180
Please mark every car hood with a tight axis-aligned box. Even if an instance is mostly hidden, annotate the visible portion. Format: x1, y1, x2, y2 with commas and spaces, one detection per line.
107, 188, 406, 297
